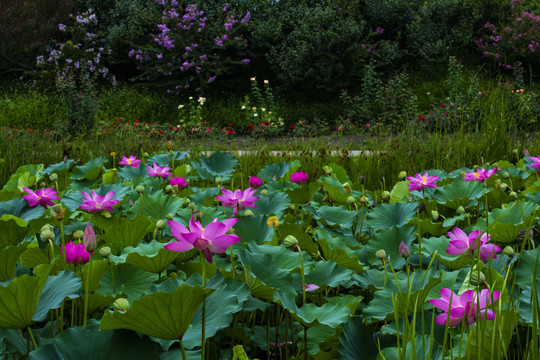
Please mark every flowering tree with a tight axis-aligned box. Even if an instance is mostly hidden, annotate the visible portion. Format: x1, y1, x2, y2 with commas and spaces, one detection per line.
129, 1, 250, 93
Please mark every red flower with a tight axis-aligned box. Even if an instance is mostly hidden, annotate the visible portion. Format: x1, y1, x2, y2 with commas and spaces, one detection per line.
289, 125, 295, 130
418, 115, 426, 122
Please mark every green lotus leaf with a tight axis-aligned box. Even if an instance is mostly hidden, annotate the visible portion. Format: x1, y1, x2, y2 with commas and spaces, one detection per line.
2, 164, 44, 192
321, 177, 351, 204
237, 264, 276, 302
274, 290, 361, 328
306, 205, 357, 235
415, 235, 472, 270
100, 283, 207, 340
82, 259, 110, 293
317, 237, 363, 273
234, 215, 273, 245
160, 348, 201, 360
174, 207, 224, 228
514, 248, 540, 289
117, 165, 148, 181
191, 151, 238, 179
41, 159, 74, 175
0, 274, 46, 328
101, 214, 154, 253
0, 216, 29, 249
338, 317, 382, 360
33, 270, 81, 322
366, 201, 417, 230
303, 324, 340, 356
407, 214, 466, 238
244, 243, 315, 272
305, 260, 354, 288
183, 280, 251, 349
189, 186, 218, 206
147, 154, 171, 167
71, 157, 108, 181
77, 291, 116, 315
98, 263, 158, 301
277, 223, 318, 254
0, 197, 45, 223
327, 163, 351, 184
109, 240, 179, 274
390, 180, 410, 203
173, 163, 191, 178
257, 161, 290, 181
127, 193, 186, 221
433, 180, 490, 209
366, 225, 416, 268
237, 247, 294, 294
286, 181, 320, 205
255, 191, 290, 216
519, 279, 540, 327
20, 246, 50, 269
29, 322, 160, 360
0, 245, 26, 282
173, 150, 189, 161
475, 201, 537, 243
380, 335, 443, 360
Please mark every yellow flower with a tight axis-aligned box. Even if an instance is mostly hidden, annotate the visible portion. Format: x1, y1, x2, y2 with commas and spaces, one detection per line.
267, 216, 280, 228
110, 152, 117, 156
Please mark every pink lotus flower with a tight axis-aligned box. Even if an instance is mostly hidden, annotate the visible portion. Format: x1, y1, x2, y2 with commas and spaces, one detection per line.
79, 191, 119, 213
216, 188, 259, 215
463, 168, 498, 182
529, 156, 540, 172
406, 172, 440, 191
83, 223, 97, 252
305, 284, 320, 292
290, 171, 308, 184
446, 227, 502, 263
118, 155, 141, 167
165, 217, 241, 263
22, 187, 60, 208
249, 176, 263, 188
146, 163, 172, 179
430, 288, 500, 327
63, 241, 90, 264
169, 176, 189, 188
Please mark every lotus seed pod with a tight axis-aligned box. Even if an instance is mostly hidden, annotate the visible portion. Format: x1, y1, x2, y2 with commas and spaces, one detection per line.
51, 204, 64, 220
494, 179, 501, 186
73, 230, 84, 240
113, 298, 130, 311
381, 191, 390, 199
166, 213, 174, 220
40, 229, 55, 242
456, 206, 466, 215
431, 210, 439, 222
143, 152, 149, 158
244, 209, 254, 216
322, 166, 332, 175
267, 216, 280, 228
49, 173, 58, 182
215, 177, 223, 184
375, 249, 387, 260
188, 202, 196, 210
99, 246, 111, 258
399, 241, 409, 258
503, 245, 514, 256
41, 224, 54, 233
171, 185, 179, 193
260, 189, 268, 196
398, 171, 407, 181
156, 220, 167, 230
283, 235, 299, 250
346, 196, 355, 205
165, 185, 173, 193
359, 196, 369, 204
470, 271, 486, 287
502, 171, 510, 179
168, 150, 174, 157
342, 182, 352, 193
136, 185, 145, 193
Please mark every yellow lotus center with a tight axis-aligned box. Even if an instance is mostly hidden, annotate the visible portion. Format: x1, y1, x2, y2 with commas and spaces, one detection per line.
474, 172, 480, 178
128, 159, 132, 164
422, 176, 427, 184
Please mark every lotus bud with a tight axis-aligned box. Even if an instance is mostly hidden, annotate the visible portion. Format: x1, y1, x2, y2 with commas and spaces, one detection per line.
343, 182, 352, 193
267, 216, 280, 228
166, 213, 174, 220
322, 166, 332, 175
456, 206, 466, 215
113, 298, 130, 312
40, 181, 46, 187
470, 271, 486, 287
51, 204, 65, 220
40, 228, 55, 242
41, 224, 54, 233
260, 189, 268, 196
244, 209, 254, 216
510, 191, 518, 197
83, 223, 97, 252
73, 230, 84, 240
289, 204, 295, 210
431, 210, 439, 222
346, 196, 356, 205
168, 150, 174, 157
101, 211, 112, 218
165, 185, 173, 193
502, 171, 510, 179
49, 173, 58, 182
502, 245, 514, 256
283, 235, 298, 250
136, 185, 145, 194
381, 191, 390, 200
494, 179, 501, 187
156, 220, 167, 230
192, 210, 202, 219
171, 185, 179, 193
142, 152, 149, 158
129, 199, 134, 207
398, 171, 407, 181
215, 177, 223, 184
512, 148, 519, 157
399, 241, 409, 258
375, 249, 387, 260
500, 183, 509, 191
99, 246, 111, 258
359, 196, 369, 204
188, 202, 196, 210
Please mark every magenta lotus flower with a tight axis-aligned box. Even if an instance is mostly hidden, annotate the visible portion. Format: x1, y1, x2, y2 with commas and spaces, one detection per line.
430, 288, 500, 327
22, 187, 60, 208
63, 241, 90, 264
446, 227, 502, 263
165, 217, 241, 263
305, 284, 320, 292
290, 171, 308, 184
529, 156, 540, 172
215, 189, 240, 208
83, 223, 97, 252
249, 176, 263, 188
146, 163, 172, 179
79, 191, 119, 213
463, 168, 498, 182
216, 188, 259, 215
118, 155, 141, 167
169, 176, 189, 188
406, 172, 440, 191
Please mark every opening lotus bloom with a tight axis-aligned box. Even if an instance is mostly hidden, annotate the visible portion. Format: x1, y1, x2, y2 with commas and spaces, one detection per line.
79, 191, 119, 213
22, 187, 60, 208
146, 163, 172, 179
169, 176, 189, 188
430, 288, 500, 327
406, 172, 440, 191
165, 217, 241, 263
446, 227, 502, 263
216, 188, 259, 215
305, 284, 320, 292
290, 171, 308, 184
118, 155, 141, 167
463, 168, 498, 182
63, 241, 91, 265
249, 176, 263, 188
529, 156, 540, 172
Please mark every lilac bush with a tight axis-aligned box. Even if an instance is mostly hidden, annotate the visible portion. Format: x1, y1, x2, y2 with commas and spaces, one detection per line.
129, 1, 250, 93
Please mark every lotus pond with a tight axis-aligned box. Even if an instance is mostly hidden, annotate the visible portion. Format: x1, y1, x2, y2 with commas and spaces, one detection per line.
1, 151, 540, 359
